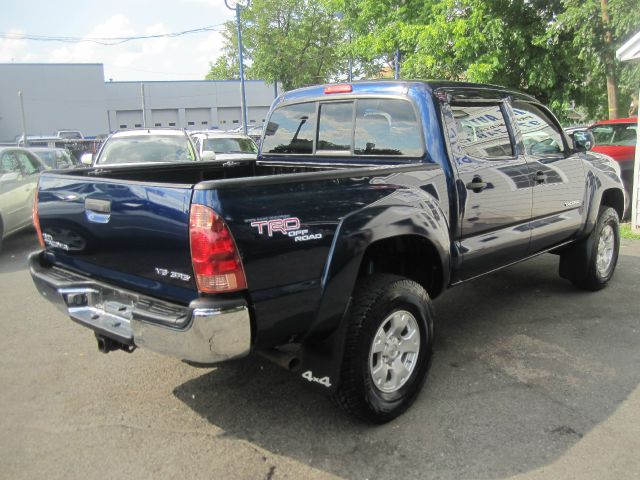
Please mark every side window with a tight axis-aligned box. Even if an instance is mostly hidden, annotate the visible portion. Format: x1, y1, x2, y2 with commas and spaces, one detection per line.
0, 152, 20, 174
512, 102, 565, 156
354, 99, 422, 156
262, 102, 317, 154
451, 103, 514, 158
317, 102, 353, 153
17, 152, 40, 174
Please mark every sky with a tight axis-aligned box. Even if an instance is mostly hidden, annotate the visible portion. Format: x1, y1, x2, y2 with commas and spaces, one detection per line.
0, 0, 237, 81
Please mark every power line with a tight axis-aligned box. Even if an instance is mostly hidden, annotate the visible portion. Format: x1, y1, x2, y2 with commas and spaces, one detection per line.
0, 25, 226, 46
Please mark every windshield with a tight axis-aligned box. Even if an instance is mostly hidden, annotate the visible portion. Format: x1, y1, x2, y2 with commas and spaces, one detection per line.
590, 123, 637, 146
203, 137, 257, 154
97, 135, 196, 165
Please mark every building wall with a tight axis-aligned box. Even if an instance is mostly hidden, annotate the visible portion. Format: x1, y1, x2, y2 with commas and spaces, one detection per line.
105, 80, 277, 130
0, 63, 109, 142
0, 64, 279, 141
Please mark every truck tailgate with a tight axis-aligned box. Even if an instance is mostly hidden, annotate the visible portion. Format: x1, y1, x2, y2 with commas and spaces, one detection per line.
36, 174, 197, 304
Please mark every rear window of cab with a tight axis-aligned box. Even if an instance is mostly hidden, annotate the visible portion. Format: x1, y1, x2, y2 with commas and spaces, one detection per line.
261, 98, 424, 158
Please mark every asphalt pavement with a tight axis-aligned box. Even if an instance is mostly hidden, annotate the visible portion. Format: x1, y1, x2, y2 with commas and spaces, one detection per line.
1, 228, 639, 480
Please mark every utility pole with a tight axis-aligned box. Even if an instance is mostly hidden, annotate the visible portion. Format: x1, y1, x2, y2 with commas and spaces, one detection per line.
600, 0, 619, 119
18, 90, 27, 146
225, 0, 250, 135
140, 83, 147, 128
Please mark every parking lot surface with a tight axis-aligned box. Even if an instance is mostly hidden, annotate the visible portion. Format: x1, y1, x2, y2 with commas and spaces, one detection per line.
1, 229, 639, 480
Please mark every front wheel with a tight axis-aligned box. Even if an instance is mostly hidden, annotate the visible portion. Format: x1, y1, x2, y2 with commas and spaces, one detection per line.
560, 206, 620, 291
332, 274, 434, 423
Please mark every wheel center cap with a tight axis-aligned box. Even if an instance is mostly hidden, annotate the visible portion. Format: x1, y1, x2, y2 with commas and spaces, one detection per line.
385, 338, 400, 359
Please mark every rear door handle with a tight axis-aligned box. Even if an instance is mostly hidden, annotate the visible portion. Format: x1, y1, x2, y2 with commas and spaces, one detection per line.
466, 176, 487, 193
535, 171, 547, 184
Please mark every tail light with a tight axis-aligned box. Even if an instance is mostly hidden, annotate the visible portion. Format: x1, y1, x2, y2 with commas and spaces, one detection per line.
33, 191, 45, 248
189, 204, 247, 293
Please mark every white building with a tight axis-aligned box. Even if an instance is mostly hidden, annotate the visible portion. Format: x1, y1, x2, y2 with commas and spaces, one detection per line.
0, 63, 277, 142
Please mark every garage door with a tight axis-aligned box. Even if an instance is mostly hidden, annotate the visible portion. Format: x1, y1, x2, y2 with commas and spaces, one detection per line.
151, 109, 179, 128
115, 110, 143, 130
247, 107, 269, 125
217, 107, 242, 130
186, 108, 211, 130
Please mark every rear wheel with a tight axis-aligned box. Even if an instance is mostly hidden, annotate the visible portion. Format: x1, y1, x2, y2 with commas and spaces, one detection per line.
560, 206, 620, 291
332, 274, 434, 423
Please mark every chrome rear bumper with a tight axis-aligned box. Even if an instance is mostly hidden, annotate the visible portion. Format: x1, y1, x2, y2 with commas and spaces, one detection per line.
29, 251, 252, 364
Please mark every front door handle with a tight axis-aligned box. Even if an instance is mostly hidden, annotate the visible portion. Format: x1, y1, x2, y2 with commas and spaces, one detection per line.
535, 171, 547, 184
466, 176, 487, 193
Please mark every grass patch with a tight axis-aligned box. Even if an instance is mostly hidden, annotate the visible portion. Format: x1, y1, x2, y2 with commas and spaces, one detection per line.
620, 223, 640, 240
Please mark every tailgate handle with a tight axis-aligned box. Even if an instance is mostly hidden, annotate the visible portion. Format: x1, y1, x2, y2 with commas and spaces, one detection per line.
85, 198, 111, 213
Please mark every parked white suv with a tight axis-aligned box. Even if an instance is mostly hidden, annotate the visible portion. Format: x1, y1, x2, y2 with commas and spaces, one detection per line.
82, 129, 197, 166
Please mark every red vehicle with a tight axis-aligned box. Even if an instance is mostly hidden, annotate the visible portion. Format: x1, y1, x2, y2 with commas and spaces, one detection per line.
588, 117, 637, 216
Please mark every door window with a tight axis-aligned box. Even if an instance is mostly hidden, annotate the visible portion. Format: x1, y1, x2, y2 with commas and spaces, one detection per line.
0, 152, 20, 174
451, 104, 514, 158
16, 152, 41, 174
512, 102, 565, 156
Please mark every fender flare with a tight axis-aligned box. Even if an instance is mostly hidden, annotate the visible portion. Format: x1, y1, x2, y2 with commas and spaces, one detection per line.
294, 201, 451, 394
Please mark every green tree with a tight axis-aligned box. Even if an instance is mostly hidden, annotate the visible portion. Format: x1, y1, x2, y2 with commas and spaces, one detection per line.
205, 21, 254, 81
332, 0, 639, 121
205, 0, 345, 90
554, 0, 640, 119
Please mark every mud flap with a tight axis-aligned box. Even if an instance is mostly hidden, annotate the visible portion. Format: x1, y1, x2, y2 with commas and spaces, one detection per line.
294, 316, 351, 395
559, 233, 594, 282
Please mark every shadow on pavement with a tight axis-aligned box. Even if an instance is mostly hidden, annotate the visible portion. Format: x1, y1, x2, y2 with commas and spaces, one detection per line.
177, 249, 639, 478
0, 228, 39, 274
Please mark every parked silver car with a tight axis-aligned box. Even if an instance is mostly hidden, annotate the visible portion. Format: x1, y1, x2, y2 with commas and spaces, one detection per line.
30, 147, 79, 170
0, 147, 47, 250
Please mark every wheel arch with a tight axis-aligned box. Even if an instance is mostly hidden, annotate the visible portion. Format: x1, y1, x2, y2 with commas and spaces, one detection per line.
357, 234, 445, 300
601, 187, 625, 221
307, 203, 451, 343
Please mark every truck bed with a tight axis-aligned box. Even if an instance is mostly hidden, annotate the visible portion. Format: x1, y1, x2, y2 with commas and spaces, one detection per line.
72, 160, 349, 185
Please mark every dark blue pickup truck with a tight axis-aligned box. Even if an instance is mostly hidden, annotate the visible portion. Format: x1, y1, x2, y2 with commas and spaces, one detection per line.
30, 81, 625, 422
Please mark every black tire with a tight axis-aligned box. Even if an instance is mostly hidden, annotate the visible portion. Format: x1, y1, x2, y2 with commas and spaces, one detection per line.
559, 206, 620, 291
332, 274, 434, 423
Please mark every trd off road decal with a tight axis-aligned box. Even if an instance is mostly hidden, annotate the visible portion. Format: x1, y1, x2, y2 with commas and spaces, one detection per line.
248, 216, 323, 242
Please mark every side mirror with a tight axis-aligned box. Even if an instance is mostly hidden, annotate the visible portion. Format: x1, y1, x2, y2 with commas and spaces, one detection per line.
200, 150, 216, 161
571, 132, 593, 152
80, 153, 94, 166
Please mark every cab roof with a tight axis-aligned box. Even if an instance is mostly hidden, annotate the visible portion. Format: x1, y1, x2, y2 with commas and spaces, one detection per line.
280, 80, 538, 104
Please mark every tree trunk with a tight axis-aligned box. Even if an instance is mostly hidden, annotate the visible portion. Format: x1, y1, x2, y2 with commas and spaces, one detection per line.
600, 0, 619, 119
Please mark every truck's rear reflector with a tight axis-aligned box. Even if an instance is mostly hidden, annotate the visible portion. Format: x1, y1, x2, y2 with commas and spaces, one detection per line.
324, 84, 352, 94
33, 191, 44, 248
189, 204, 247, 293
